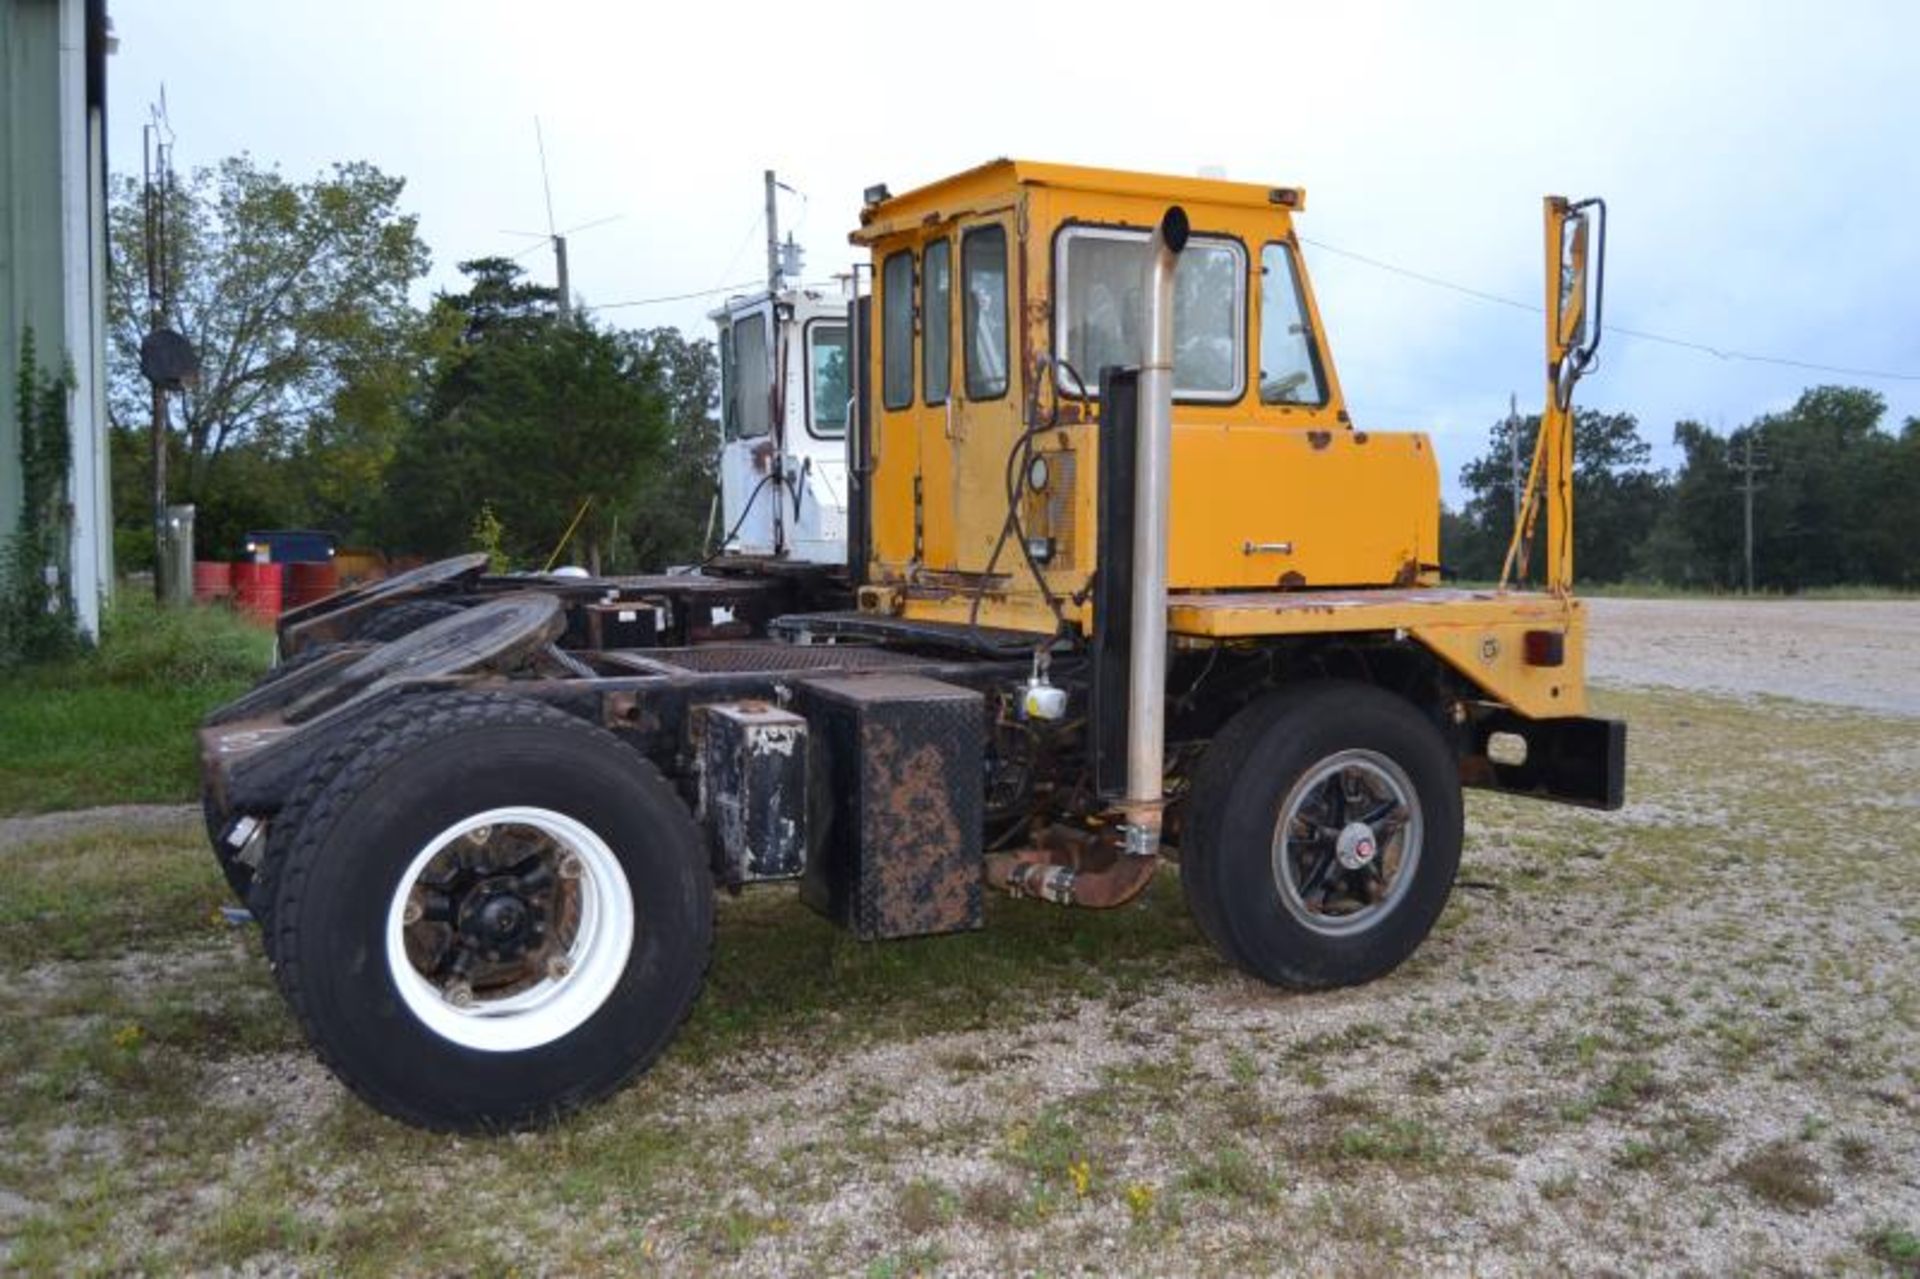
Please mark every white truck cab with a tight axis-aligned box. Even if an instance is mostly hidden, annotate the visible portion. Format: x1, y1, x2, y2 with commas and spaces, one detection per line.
712, 288, 852, 565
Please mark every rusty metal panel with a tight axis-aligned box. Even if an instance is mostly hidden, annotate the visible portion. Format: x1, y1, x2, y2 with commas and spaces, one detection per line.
697, 702, 809, 883
796, 674, 984, 940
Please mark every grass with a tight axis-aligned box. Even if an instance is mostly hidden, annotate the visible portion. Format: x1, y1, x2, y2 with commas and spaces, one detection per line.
0, 596, 271, 814
1727, 1140, 1833, 1211
0, 684, 1915, 1273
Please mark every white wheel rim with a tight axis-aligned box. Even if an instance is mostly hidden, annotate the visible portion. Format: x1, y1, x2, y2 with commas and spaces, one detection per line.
384, 806, 634, 1053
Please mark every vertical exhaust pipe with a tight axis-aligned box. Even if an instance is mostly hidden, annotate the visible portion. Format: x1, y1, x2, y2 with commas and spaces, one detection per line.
1122, 206, 1188, 857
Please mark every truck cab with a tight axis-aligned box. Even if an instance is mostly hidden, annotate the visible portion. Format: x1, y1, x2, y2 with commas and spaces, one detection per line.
711, 287, 853, 564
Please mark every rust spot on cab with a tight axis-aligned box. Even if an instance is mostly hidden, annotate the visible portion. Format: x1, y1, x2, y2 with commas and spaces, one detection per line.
1307, 430, 1331, 450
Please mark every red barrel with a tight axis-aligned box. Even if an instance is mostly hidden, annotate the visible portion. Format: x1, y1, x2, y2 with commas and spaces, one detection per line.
231, 561, 283, 621
286, 560, 341, 609
192, 561, 232, 603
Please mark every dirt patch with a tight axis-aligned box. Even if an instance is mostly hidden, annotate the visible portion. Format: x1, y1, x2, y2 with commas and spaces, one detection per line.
0, 803, 197, 855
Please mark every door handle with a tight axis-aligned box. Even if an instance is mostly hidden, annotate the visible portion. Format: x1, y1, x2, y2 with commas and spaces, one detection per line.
1243, 540, 1294, 555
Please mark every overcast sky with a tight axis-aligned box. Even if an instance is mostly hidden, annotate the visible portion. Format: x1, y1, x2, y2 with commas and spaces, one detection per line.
107, 0, 1920, 501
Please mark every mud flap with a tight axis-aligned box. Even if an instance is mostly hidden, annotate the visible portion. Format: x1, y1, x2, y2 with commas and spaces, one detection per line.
1462, 710, 1626, 810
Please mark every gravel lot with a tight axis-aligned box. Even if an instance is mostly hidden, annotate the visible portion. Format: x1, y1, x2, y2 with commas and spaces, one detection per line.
1, 599, 1916, 1275
1587, 597, 1920, 716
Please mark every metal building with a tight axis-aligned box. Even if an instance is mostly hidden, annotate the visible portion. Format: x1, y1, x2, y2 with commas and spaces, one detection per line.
0, 0, 113, 639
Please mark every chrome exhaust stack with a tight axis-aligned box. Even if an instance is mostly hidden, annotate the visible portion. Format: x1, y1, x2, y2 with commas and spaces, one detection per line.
1121, 206, 1188, 857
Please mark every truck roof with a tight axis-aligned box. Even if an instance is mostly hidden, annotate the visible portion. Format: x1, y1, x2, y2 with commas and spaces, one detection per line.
852, 158, 1305, 244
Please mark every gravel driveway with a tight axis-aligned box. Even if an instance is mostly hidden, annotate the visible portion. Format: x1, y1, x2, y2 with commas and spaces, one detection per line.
1587, 597, 1920, 715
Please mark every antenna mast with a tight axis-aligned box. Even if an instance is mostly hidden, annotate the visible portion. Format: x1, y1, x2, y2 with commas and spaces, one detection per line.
764, 169, 781, 293
536, 119, 571, 322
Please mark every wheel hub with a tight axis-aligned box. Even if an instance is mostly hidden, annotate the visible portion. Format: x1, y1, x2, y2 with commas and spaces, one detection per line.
460, 875, 545, 956
1335, 821, 1379, 871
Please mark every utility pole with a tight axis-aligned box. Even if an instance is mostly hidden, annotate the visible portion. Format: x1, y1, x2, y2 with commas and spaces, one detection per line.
1733, 433, 1765, 594
1508, 392, 1521, 536
764, 169, 782, 293
144, 122, 170, 603
552, 234, 571, 323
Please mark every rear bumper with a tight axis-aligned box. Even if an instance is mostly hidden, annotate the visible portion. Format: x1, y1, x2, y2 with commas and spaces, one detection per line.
1461, 711, 1626, 811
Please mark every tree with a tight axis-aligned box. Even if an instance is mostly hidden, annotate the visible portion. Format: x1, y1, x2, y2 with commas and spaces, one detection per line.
382, 261, 676, 571
1452, 407, 1667, 584
105, 156, 431, 505
622, 327, 720, 570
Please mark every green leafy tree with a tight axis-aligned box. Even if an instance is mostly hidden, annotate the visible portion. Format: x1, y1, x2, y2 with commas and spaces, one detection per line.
105, 155, 431, 509
622, 327, 720, 570
1452, 408, 1667, 584
1740, 386, 1900, 588
382, 261, 675, 571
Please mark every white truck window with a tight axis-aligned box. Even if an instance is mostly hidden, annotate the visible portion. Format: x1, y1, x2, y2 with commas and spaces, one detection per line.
808, 322, 849, 437
730, 312, 772, 438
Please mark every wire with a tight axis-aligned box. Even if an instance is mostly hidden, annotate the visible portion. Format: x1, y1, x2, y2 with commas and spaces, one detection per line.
1298, 234, 1920, 384
582, 280, 764, 312
699, 470, 783, 568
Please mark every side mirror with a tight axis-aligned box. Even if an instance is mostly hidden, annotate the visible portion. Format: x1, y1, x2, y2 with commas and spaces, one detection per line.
1556, 214, 1590, 352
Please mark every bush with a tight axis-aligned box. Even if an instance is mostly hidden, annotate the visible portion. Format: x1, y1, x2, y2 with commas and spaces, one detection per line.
91, 596, 274, 688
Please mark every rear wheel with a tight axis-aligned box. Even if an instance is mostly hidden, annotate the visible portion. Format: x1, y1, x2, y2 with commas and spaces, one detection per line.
266, 692, 712, 1130
1184, 682, 1462, 989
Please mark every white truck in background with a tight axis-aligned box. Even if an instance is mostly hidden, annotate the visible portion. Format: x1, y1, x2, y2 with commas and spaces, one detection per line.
710, 284, 854, 565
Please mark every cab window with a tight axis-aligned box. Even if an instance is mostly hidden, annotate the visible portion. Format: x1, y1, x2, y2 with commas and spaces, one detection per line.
728, 312, 771, 437
923, 239, 951, 404
882, 250, 914, 410
807, 321, 849, 437
1054, 226, 1246, 400
1259, 243, 1328, 405
962, 225, 1008, 400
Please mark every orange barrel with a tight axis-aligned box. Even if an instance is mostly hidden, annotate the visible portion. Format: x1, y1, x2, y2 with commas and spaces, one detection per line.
192, 561, 233, 603
232, 561, 284, 621
286, 560, 340, 609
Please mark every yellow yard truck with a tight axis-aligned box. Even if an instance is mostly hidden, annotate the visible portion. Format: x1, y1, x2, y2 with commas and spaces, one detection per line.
199, 160, 1622, 1131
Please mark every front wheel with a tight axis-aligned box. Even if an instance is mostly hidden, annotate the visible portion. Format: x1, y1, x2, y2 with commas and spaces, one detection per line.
266, 692, 712, 1131
1183, 682, 1463, 989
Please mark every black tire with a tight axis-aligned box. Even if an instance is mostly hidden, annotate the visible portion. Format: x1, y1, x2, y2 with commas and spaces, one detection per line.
1184, 681, 1463, 989
200, 643, 352, 909
266, 691, 713, 1131
353, 598, 463, 643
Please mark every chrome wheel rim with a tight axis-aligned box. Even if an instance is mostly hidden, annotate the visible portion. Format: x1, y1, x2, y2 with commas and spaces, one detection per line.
1272, 750, 1422, 937
384, 806, 633, 1052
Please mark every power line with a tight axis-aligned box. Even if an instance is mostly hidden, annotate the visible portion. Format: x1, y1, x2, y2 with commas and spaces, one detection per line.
582, 280, 764, 312
1297, 234, 1920, 384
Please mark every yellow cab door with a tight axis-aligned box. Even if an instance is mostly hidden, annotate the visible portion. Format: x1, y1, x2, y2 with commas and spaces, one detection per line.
943, 213, 1019, 572
870, 244, 926, 569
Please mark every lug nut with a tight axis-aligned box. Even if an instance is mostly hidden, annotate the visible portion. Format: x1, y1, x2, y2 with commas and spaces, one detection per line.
445, 982, 474, 1008
466, 826, 492, 846
402, 898, 423, 926
557, 855, 583, 881
547, 955, 572, 980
